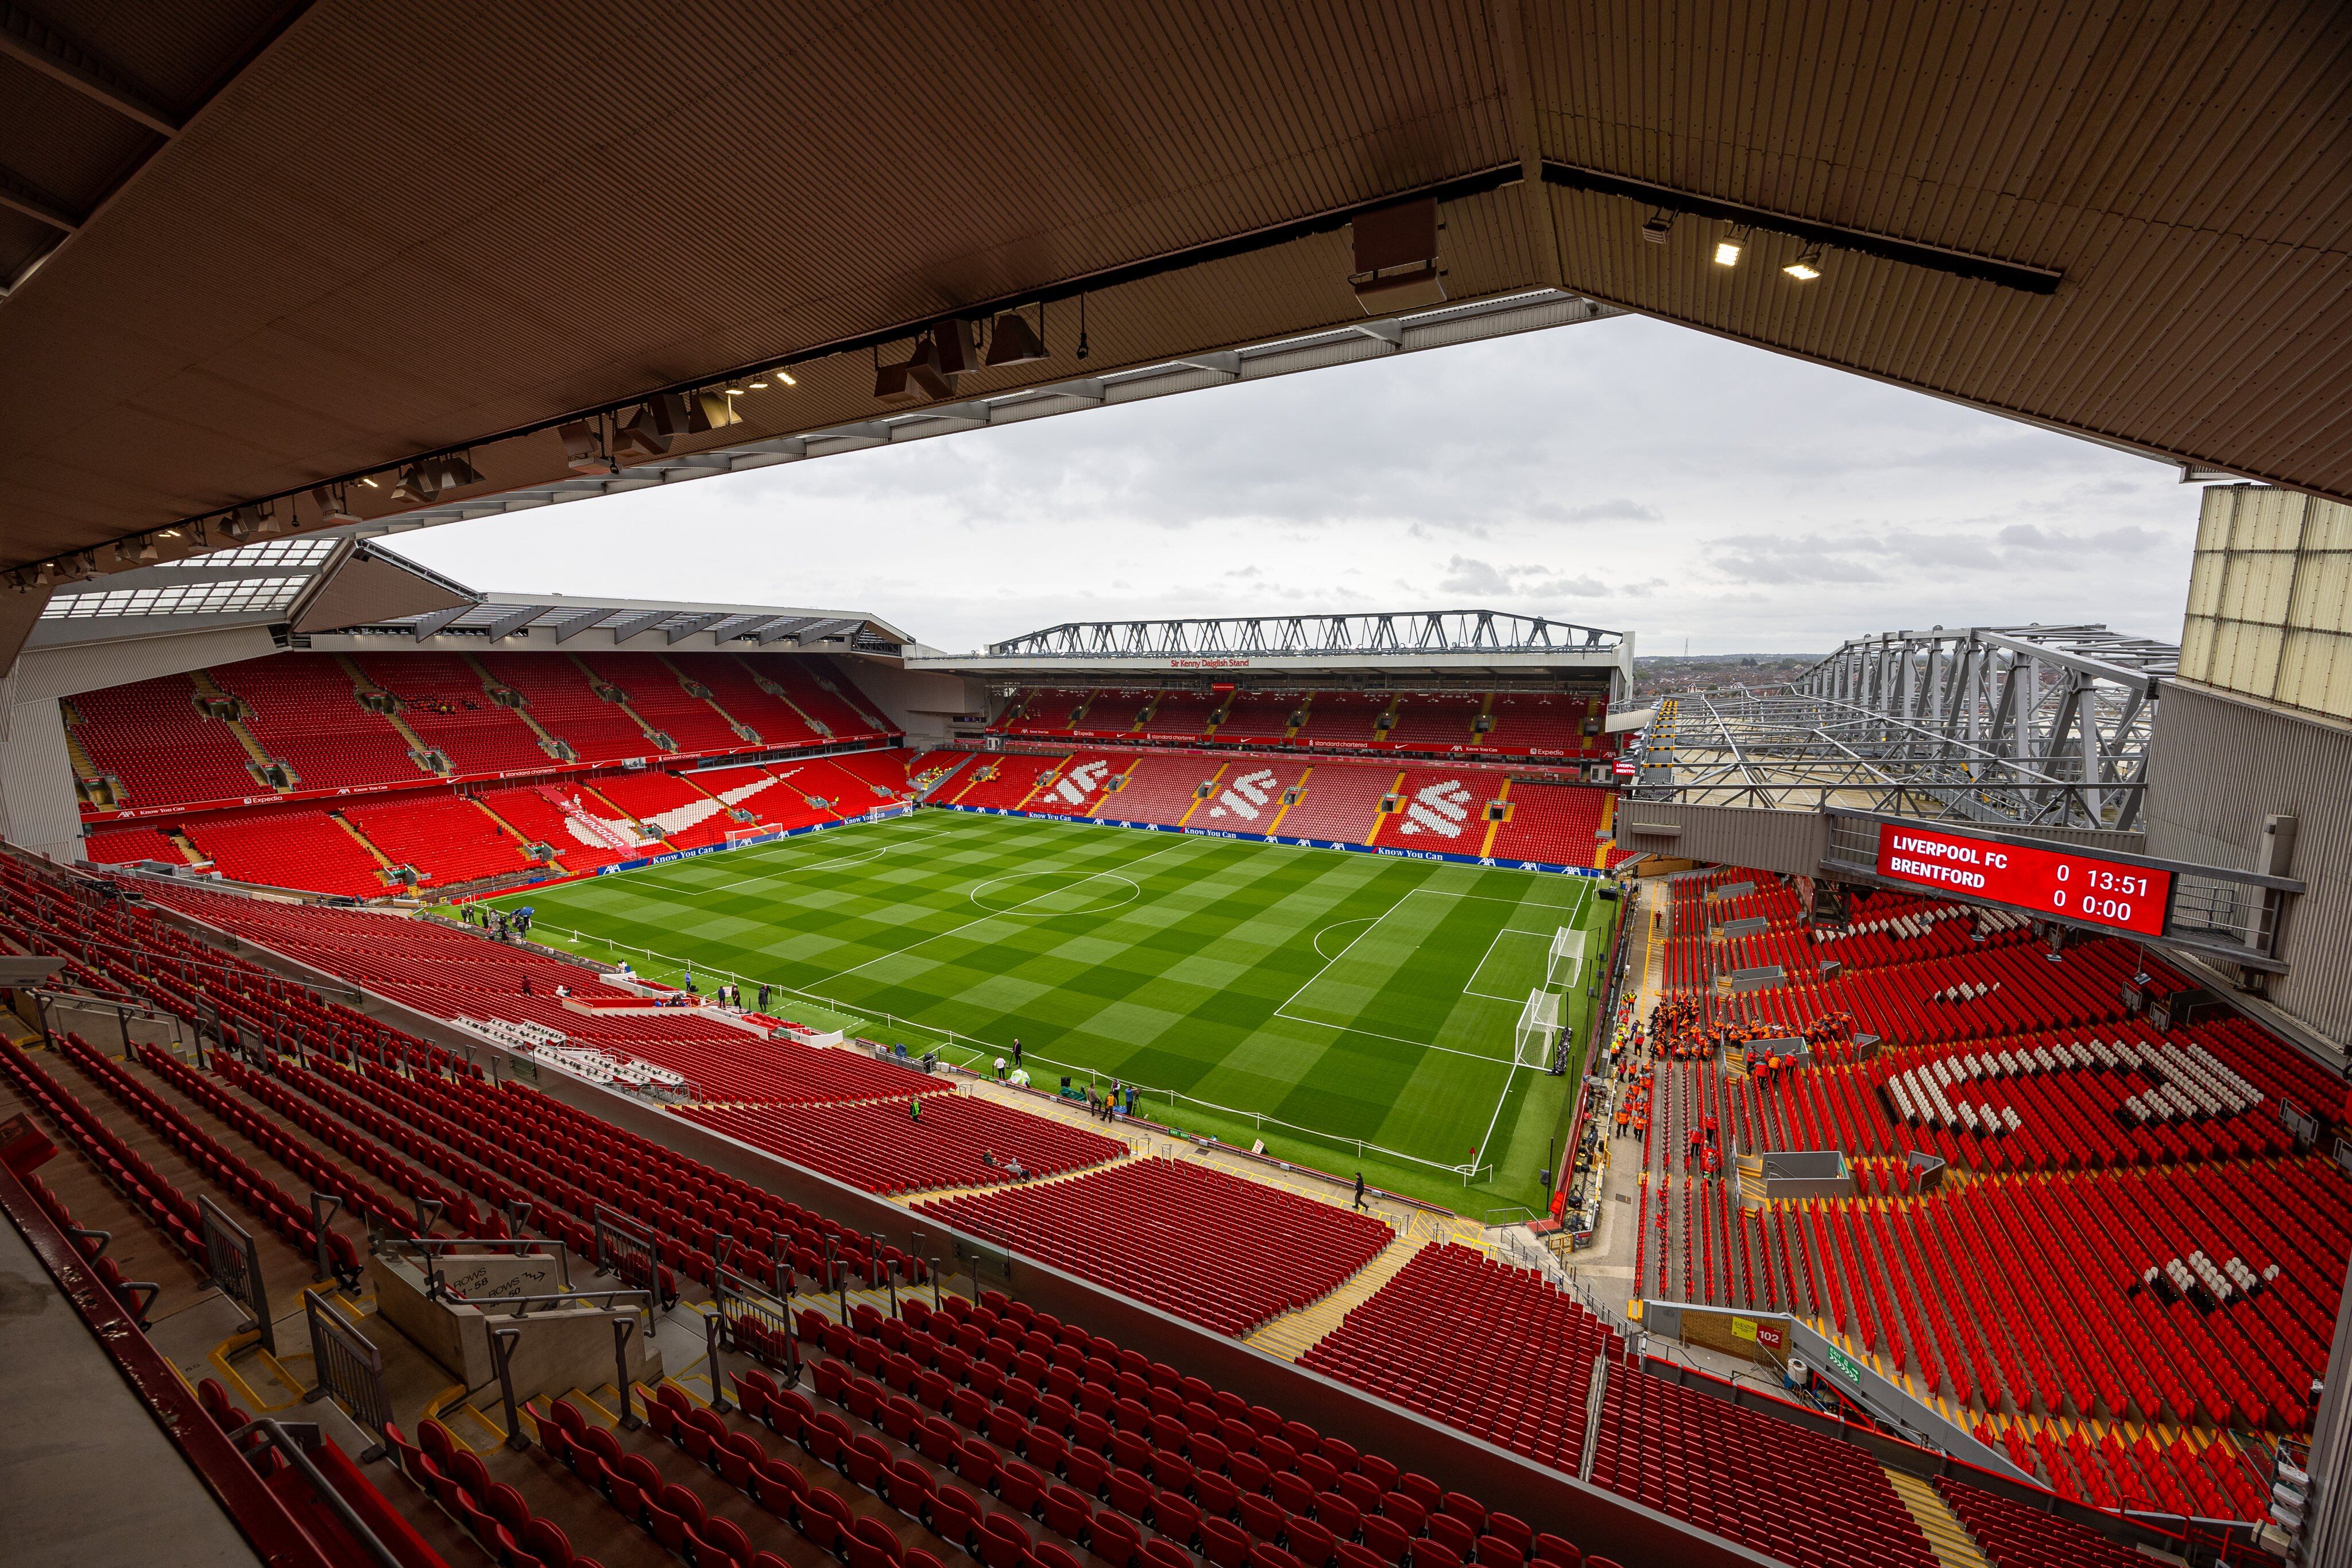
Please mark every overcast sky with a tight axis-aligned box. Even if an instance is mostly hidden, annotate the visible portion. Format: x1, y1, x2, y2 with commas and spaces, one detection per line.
396, 312, 2203, 658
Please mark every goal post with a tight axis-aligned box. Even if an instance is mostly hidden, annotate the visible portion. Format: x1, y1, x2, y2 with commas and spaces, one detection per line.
724, 825, 777, 848
1546, 926, 1585, 990
1514, 988, 1562, 1070
864, 800, 914, 823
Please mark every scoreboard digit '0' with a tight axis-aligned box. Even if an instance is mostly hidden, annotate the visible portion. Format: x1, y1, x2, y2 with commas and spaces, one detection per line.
1874, 822, 2170, 936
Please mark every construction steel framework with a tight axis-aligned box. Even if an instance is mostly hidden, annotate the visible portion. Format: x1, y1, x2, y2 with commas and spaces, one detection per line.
1634, 625, 2177, 830
988, 610, 1621, 661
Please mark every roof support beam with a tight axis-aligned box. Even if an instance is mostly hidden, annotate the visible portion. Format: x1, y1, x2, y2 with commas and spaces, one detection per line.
0, 163, 80, 231
409, 605, 471, 640
0, 5, 186, 135
483, 603, 555, 640
551, 608, 616, 643
599, 609, 668, 643
664, 611, 729, 644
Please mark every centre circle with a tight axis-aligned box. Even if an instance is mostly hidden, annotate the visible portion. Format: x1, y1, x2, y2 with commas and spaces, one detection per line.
970, 872, 1141, 916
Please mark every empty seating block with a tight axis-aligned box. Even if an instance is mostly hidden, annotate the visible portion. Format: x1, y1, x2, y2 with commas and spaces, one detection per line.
355, 652, 552, 773
82, 823, 186, 866
1271, 760, 1396, 843
676, 1095, 1125, 1195
179, 805, 389, 897
71, 673, 261, 808
1301, 1244, 1621, 1469
479, 652, 660, 764
919, 1159, 1393, 1335
581, 652, 746, 754
341, 793, 532, 886
211, 653, 423, 791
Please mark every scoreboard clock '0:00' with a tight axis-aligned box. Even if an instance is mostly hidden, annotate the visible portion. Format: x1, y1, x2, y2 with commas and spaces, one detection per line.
1874, 823, 2171, 937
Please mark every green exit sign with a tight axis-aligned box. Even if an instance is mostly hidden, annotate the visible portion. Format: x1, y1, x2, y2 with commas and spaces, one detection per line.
1825, 1346, 1866, 1388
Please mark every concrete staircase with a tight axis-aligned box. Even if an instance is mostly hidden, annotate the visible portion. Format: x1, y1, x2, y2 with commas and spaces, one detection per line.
1885, 1470, 1993, 1568
462, 653, 575, 761
1245, 1231, 1428, 1361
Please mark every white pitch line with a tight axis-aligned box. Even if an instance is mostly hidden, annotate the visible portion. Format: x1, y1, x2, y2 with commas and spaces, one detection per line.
813, 832, 1210, 984
1268, 1006, 1520, 1066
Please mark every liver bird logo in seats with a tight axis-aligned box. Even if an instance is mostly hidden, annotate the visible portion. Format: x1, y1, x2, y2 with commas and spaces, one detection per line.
1206, 768, 1278, 820
1396, 779, 1472, 838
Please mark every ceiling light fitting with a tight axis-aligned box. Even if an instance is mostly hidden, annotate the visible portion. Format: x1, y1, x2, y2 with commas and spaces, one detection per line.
1784, 244, 1824, 281
1714, 223, 1747, 267
1640, 209, 1674, 244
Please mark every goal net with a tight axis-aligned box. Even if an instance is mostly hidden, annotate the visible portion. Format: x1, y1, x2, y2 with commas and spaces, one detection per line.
725, 824, 777, 847
1546, 926, 1585, 989
1514, 988, 1562, 1070
864, 800, 914, 823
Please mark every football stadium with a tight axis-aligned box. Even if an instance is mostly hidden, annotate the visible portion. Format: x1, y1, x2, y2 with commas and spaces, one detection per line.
0, 9, 2348, 1568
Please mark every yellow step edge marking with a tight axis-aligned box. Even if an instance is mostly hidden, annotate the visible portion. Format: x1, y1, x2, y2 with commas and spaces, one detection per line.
1593, 790, 1617, 869
1362, 770, 1407, 846
1477, 778, 1513, 858
1264, 765, 1313, 835
1174, 763, 1230, 828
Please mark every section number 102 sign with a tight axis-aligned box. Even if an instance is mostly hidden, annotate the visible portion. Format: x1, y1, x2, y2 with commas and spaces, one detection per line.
1875, 823, 2171, 936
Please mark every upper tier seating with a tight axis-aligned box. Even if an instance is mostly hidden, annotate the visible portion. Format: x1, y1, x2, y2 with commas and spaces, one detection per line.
180, 803, 389, 897
1294, 693, 1386, 747
355, 652, 554, 773
1268, 761, 1396, 843
1004, 688, 1088, 733
683, 654, 829, 746
1300, 1244, 1622, 1469
1070, 690, 1153, 737
1213, 693, 1301, 743
1380, 694, 1484, 748
676, 1094, 1125, 1195
212, 654, 424, 790
70, 673, 261, 806
342, 792, 534, 886
1140, 692, 1216, 738
479, 652, 663, 764
740, 654, 895, 741
581, 652, 749, 754
918, 1159, 1394, 1336
1487, 693, 1599, 754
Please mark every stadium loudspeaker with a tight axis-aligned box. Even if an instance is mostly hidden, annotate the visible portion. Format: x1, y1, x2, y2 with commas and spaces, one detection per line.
985, 310, 1047, 366
559, 420, 612, 473
931, 320, 985, 380
613, 405, 673, 459
684, 390, 743, 432
310, 485, 358, 523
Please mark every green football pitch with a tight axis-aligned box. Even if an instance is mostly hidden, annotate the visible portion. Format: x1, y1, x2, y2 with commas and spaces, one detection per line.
483, 810, 1615, 1211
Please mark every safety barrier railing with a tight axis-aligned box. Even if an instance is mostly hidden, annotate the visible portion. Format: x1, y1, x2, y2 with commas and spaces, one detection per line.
200, 1192, 274, 1353
301, 1287, 393, 1460
221, 1418, 407, 1568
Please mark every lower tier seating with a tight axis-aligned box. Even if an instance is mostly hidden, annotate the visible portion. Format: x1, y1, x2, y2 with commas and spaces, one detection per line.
676, 1094, 1125, 1195
181, 803, 390, 896
82, 822, 186, 866
1932, 1476, 2153, 1568
343, 792, 535, 886
918, 1159, 1394, 1336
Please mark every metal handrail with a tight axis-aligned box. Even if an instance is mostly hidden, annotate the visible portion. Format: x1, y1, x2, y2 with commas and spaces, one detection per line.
219, 1418, 407, 1568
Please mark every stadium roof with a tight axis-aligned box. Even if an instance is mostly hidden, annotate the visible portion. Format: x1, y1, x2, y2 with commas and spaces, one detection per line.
24, 529, 910, 655
912, 610, 1630, 684
0, 1, 2345, 594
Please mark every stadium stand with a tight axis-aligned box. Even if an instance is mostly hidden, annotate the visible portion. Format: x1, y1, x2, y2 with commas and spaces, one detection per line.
742, 654, 895, 742
676, 1095, 1125, 1195
1487, 693, 1601, 755
1486, 783, 1617, 869
918, 1159, 1394, 1336
1095, 754, 1220, 825
212, 654, 427, 790
581, 652, 751, 754
68, 672, 264, 808
479, 651, 664, 764
904, 749, 977, 795
1375, 768, 1492, 853
950, 754, 1071, 810
1212, 691, 1300, 744
473, 781, 636, 870
355, 651, 555, 773
180, 803, 392, 896
818, 747, 924, 806
1294, 692, 1386, 748
1071, 690, 1154, 738
587, 769, 724, 848
80, 821, 190, 866
1139, 691, 1217, 738
1265, 761, 1395, 844
688, 654, 831, 748
1379, 693, 1485, 749
1023, 751, 1136, 817
340, 792, 534, 888
1001, 688, 1087, 734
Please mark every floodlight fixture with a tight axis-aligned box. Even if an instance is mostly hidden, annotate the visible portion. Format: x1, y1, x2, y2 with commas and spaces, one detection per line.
1784, 245, 1824, 280
1639, 209, 1673, 243
1713, 223, 1747, 267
